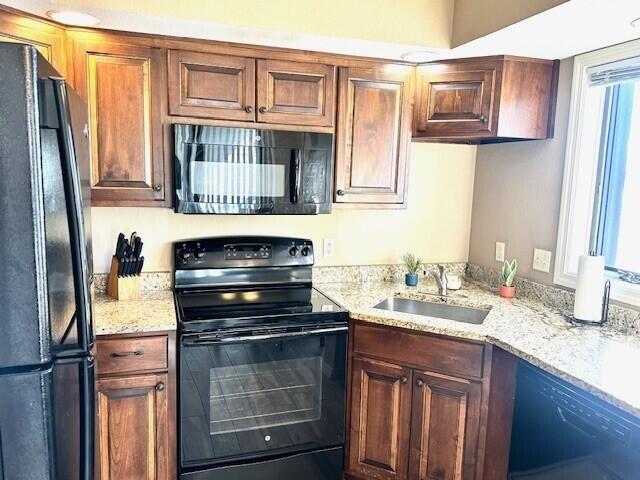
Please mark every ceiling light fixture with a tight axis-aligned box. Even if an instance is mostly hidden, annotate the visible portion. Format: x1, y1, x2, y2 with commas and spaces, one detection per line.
46, 10, 100, 27
400, 50, 438, 63
631, 17, 640, 28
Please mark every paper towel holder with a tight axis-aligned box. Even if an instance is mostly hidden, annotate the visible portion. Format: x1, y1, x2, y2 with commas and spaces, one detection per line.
570, 280, 611, 326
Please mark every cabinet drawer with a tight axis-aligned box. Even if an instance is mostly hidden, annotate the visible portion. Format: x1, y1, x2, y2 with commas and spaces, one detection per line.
353, 323, 484, 379
96, 335, 168, 376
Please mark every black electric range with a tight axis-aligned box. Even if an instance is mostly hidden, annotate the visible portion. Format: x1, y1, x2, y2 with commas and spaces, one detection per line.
174, 236, 348, 480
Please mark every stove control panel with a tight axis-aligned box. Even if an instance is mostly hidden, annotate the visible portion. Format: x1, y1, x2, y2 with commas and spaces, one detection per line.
174, 236, 314, 270
225, 243, 272, 260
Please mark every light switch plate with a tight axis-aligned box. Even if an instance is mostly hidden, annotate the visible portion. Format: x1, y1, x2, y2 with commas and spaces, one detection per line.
533, 248, 552, 273
495, 242, 506, 262
323, 238, 335, 257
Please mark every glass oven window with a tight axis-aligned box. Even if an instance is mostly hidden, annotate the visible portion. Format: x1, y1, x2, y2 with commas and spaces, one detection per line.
209, 356, 322, 435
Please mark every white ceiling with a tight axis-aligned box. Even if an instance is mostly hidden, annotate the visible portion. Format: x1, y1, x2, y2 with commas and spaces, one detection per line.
5, 0, 640, 61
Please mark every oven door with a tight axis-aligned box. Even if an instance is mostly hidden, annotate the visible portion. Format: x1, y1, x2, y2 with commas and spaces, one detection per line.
179, 324, 347, 469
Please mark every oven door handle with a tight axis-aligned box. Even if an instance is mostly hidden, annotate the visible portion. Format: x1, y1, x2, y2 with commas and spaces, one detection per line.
184, 325, 348, 346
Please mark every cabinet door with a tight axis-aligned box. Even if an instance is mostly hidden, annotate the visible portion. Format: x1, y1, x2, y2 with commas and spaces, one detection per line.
408, 373, 482, 480
0, 8, 66, 75
413, 61, 497, 138
97, 374, 169, 480
256, 59, 335, 126
335, 66, 413, 205
347, 356, 412, 480
72, 37, 166, 205
168, 49, 255, 121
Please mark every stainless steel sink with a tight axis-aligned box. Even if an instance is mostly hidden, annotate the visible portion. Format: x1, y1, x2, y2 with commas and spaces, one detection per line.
373, 297, 490, 325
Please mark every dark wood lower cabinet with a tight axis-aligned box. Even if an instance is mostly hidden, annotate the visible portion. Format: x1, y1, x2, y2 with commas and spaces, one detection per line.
96, 332, 176, 480
409, 373, 482, 480
346, 322, 517, 480
348, 357, 412, 480
97, 374, 169, 480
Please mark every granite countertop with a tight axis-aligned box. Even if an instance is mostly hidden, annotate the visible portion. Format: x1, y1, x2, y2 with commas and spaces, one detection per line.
92, 291, 177, 336
316, 280, 640, 418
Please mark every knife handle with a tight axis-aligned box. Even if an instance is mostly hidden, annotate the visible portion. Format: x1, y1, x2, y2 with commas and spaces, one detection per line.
137, 257, 145, 276
117, 257, 125, 277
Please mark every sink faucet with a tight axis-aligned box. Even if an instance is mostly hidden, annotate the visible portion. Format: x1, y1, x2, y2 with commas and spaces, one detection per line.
431, 265, 448, 296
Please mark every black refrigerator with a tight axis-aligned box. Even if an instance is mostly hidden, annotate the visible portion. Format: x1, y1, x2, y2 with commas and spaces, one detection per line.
0, 43, 94, 479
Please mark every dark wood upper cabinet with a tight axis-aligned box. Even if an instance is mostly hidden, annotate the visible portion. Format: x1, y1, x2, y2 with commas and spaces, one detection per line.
168, 49, 255, 121
256, 59, 336, 126
0, 7, 67, 76
347, 356, 412, 480
413, 55, 559, 143
346, 323, 518, 480
335, 65, 413, 206
72, 35, 167, 206
409, 373, 482, 480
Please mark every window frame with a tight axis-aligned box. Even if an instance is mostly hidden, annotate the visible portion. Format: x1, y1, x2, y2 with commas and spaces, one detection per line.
555, 38, 640, 306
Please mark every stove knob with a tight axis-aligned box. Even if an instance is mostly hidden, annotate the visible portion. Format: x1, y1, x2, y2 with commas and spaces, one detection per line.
289, 246, 299, 256
301, 246, 311, 257
181, 249, 192, 260
194, 249, 206, 260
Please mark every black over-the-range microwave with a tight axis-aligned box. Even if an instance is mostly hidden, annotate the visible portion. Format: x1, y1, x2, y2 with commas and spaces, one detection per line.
174, 124, 333, 214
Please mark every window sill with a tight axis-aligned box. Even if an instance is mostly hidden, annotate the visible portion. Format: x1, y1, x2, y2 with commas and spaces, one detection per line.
554, 270, 640, 309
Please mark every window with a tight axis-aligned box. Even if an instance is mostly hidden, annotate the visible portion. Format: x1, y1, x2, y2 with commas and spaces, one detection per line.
592, 81, 640, 276
556, 39, 640, 306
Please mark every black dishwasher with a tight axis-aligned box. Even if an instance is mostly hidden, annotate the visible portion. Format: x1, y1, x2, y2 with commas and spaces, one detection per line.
508, 363, 640, 479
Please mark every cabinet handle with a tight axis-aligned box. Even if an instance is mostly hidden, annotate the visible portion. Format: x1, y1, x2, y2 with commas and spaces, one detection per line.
110, 350, 144, 358
336, 189, 345, 196
416, 379, 424, 387
156, 382, 165, 392
479, 115, 488, 123
400, 377, 408, 384
244, 105, 253, 113
258, 106, 268, 114
154, 184, 162, 191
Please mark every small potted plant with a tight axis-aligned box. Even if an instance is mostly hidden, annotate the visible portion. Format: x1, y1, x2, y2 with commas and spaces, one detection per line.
500, 258, 518, 298
402, 253, 422, 287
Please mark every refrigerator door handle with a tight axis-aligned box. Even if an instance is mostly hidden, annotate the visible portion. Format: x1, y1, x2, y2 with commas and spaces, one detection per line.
52, 79, 93, 352
80, 357, 95, 480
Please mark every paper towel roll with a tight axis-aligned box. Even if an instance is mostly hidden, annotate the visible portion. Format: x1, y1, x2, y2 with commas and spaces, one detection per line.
573, 255, 605, 322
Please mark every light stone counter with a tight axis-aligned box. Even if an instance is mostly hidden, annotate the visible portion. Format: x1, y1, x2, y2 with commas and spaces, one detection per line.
93, 291, 176, 336
316, 280, 640, 418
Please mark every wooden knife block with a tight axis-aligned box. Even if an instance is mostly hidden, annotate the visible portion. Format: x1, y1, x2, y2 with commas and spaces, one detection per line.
106, 256, 141, 300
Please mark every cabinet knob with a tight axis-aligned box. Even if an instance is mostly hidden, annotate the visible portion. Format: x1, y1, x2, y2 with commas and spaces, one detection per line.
416, 379, 424, 387
153, 184, 162, 191
244, 105, 253, 113
156, 382, 165, 392
479, 115, 488, 123
336, 189, 345, 196
400, 377, 408, 384
258, 106, 268, 114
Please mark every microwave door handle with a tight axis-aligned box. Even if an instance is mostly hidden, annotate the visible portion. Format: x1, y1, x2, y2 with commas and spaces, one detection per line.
290, 151, 301, 204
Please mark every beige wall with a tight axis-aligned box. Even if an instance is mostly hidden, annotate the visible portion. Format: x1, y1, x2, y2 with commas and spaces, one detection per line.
52, 0, 454, 49
91, 143, 477, 273
468, 58, 573, 284
451, 0, 567, 46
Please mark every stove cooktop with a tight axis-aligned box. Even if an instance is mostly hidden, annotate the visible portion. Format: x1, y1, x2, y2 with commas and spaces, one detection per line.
175, 285, 347, 332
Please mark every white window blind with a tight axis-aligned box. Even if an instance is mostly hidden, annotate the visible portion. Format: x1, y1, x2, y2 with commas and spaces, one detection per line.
588, 56, 640, 87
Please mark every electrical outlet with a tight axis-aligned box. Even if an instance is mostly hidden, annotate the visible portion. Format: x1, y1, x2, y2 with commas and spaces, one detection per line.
323, 238, 335, 257
495, 242, 506, 262
532, 248, 552, 273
